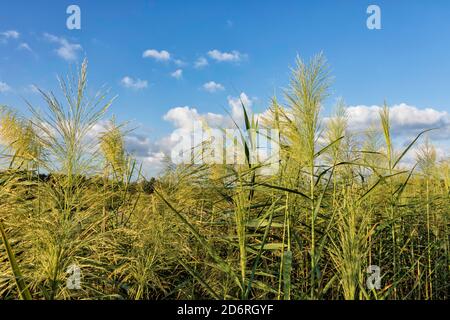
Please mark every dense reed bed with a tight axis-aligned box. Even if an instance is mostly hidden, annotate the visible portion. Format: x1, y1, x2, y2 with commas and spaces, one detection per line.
0, 56, 448, 300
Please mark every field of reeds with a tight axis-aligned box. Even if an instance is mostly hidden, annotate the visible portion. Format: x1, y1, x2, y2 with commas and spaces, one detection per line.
0, 54, 448, 300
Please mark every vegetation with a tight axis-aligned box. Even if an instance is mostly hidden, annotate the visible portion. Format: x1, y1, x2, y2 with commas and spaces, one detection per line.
0, 56, 448, 300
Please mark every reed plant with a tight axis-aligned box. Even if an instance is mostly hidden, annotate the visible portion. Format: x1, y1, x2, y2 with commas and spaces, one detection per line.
0, 55, 448, 300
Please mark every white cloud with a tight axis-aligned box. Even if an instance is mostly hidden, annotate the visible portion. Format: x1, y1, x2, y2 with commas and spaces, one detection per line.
174, 59, 186, 66
156, 101, 450, 173
87, 121, 168, 176
142, 49, 171, 61
171, 69, 183, 80
0, 82, 12, 93
163, 92, 255, 132
388, 104, 448, 128
1, 30, 19, 42
156, 92, 260, 171
163, 106, 231, 131
227, 92, 255, 124
341, 103, 450, 138
194, 57, 208, 68
207, 49, 245, 62
18, 42, 32, 52
164, 92, 255, 130
164, 106, 201, 129
203, 81, 225, 93
43, 33, 82, 61
120, 76, 148, 90
85, 92, 257, 175
161, 107, 208, 166
140, 151, 166, 170
86, 101, 449, 177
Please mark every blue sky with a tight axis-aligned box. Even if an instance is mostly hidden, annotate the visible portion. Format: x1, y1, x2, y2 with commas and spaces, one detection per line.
1, 0, 450, 174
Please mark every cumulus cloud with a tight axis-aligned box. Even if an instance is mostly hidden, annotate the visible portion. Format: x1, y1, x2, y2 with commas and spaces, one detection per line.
0, 81, 12, 93
320, 103, 450, 169
123, 132, 172, 174
171, 69, 183, 80
87, 101, 449, 176
161, 107, 208, 166
163, 106, 202, 130
203, 81, 225, 93
163, 92, 255, 133
194, 57, 208, 68
87, 121, 167, 175
337, 103, 450, 140
141, 151, 167, 170
0, 30, 19, 42
207, 49, 245, 62
164, 93, 255, 129
142, 49, 171, 61
120, 76, 148, 90
347, 104, 445, 128
227, 92, 253, 118
43, 33, 82, 61
157, 93, 275, 171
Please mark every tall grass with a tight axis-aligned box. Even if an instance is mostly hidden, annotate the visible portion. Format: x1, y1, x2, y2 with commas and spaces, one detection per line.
0, 55, 448, 300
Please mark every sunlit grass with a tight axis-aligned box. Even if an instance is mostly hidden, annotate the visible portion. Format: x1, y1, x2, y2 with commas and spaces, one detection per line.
0, 56, 448, 300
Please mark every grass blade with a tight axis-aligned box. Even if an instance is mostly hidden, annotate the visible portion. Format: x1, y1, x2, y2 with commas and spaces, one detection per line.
0, 221, 32, 300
